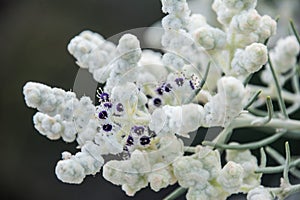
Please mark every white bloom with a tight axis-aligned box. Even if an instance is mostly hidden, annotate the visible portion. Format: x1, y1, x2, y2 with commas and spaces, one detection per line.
148, 163, 176, 192
247, 186, 273, 200
195, 146, 221, 179
68, 30, 116, 82
193, 26, 226, 50
55, 159, 85, 184
270, 35, 300, 74
203, 76, 246, 127
187, 14, 207, 32
116, 34, 142, 64
226, 146, 261, 192
162, 52, 185, 70
149, 104, 204, 137
161, 0, 190, 16
217, 161, 244, 194
231, 43, 268, 75
173, 156, 210, 189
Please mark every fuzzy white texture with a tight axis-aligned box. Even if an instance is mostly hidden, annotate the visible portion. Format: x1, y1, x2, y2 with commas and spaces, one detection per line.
261, 35, 300, 86
217, 161, 244, 194
247, 186, 273, 200
231, 43, 268, 75
173, 156, 210, 189
203, 76, 246, 127
161, 0, 190, 16
162, 52, 185, 70
103, 136, 183, 196
186, 186, 227, 200
194, 146, 222, 179
186, 14, 207, 32
193, 26, 226, 50
68, 30, 116, 83
212, 0, 257, 25
105, 34, 142, 92
270, 35, 300, 74
55, 151, 104, 184
148, 163, 176, 192
149, 104, 204, 137
226, 145, 261, 192
23, 82, 95, 142
173, 146, 247, 200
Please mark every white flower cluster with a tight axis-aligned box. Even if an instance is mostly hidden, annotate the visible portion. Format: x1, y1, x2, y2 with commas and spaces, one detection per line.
261, 35, 300, 86
103, 136, 183, 196
226, 143, 261, 192
203, 76, 247, 126
173, 145, 260, 200
23, 0, 300, 199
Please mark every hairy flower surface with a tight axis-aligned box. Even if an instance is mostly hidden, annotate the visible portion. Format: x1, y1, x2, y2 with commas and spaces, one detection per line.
23, 0, 300, 199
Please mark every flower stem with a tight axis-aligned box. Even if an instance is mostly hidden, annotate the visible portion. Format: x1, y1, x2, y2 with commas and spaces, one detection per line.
163, 187, 187, 200
203, 129, 286, 150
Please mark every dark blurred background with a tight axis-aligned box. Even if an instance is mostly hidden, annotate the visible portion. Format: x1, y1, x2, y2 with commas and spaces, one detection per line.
0, 0, 300, 200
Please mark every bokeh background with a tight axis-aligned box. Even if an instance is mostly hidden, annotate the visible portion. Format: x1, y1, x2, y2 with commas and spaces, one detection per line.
0, 0, 300, 199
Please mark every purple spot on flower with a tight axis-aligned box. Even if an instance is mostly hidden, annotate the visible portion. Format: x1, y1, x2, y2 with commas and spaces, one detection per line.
153, 98, 162, 107
132, 126, 145, 135
103, 124, 112, 132
175, 78, 184, 86
103, 102, 112, 108
189, 80, 195, 90
164, 83, 172, 92
156, 87, 164, 95
98, 110, 108, 119
116, 103, 124, 112
100, 93, 109, 102
126, 135, 134, 146
140, 136, 150, 145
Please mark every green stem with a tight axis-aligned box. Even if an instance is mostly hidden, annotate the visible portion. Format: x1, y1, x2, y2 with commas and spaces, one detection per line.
255, 158, 300, 174
203, 130, 286, 150
250, 96, 274, 125
283, 142, 291, 184
266, 146, 300, 178
231, 113, 300, 135
163, 187, 187, 200
248, 84, 300, 104
244, 90, 262, 110
290, 19, 300, 44
268, 54, 288, 118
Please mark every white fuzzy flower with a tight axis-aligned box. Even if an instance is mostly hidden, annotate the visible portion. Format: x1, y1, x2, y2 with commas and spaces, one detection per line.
256, 15, 277, 43
195, 146, 221, 179
247, 186, 273, 200
226, 146, 260, 192
193, 26, 226, 50
116, 34, 142, 64
217, 161, 244, 194
161, 0, 190, 16
162, 52, 185, 70
55, 159, 85, 184
24, 82, 96, 142
203, 76, 246, 127
55, 150, 104, 184
187, 14, 207, 32
148, 163, 176, 192
173, 156, 210, 189
212, 0, 257, 25
231, 43, 268, 75
270, 35, 300, 74
149, 104, 204, 137
68, 30, 116, 82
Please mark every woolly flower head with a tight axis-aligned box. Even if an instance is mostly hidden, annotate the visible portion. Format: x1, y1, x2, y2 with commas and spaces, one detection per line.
231, 43, 268, 75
